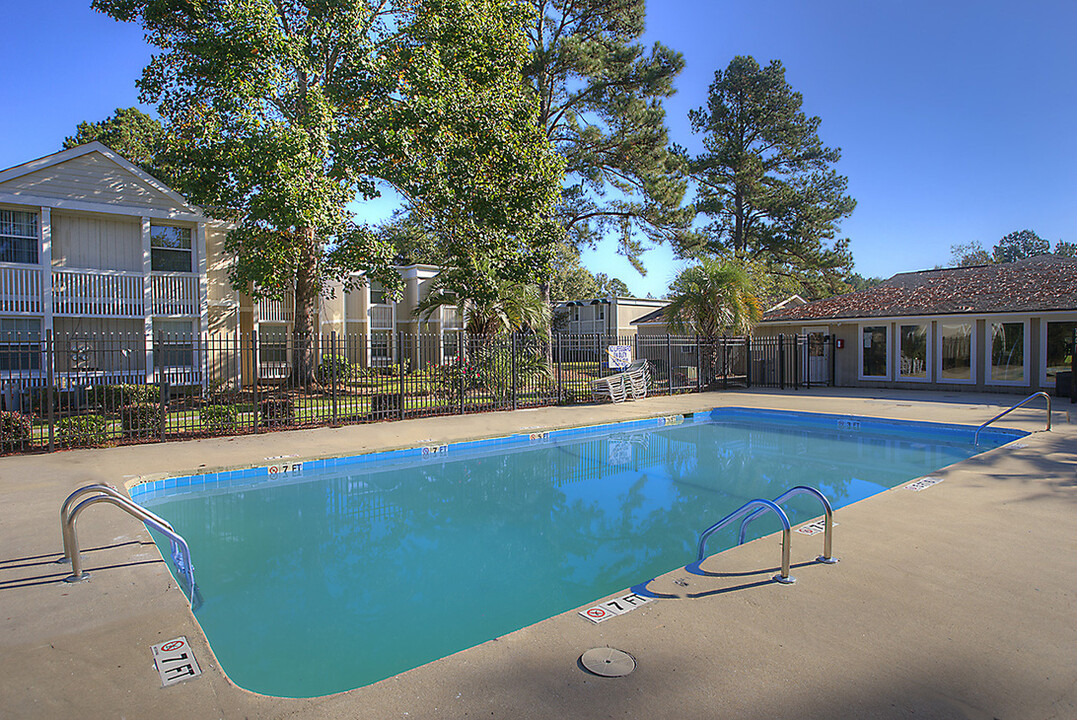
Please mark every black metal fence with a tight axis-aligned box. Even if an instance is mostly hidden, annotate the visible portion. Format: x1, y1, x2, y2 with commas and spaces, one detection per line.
0, 330, 830, 454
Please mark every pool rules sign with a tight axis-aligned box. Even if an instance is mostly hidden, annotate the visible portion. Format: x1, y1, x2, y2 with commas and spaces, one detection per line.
151, 636, 202, 687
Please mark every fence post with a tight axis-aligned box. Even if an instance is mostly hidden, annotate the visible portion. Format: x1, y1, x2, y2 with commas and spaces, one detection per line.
793, 335, 800, 390
745, 335, 752, 388
722, 335, 728, 390
696, 335, 702, 392
158, 378, 169, 442
458, 330, 466, 415
252, 329, 260, 433
556, 333, 563, 403
46, 329, 55, 452
778, 333, 785, 390
666, 334, 673, 394
398, 331, 406, 421
805, 334, 811, 390
330, 331, 338, 425
511, 333, 518, 411
1071, 327, 1076, 404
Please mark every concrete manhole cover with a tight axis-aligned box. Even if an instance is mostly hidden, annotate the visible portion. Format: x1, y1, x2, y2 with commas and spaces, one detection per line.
579, 647, 636, 677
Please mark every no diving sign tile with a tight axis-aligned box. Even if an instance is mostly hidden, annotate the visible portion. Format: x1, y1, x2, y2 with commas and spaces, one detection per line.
906, 476, 944, 492
579, 592, 654, 624
151, 636, 202, 687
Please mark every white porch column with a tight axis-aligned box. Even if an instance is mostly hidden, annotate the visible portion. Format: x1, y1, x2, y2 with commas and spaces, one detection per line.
141, 217, 154, 382
195, 222, 209, 391
39, 207, 53, 335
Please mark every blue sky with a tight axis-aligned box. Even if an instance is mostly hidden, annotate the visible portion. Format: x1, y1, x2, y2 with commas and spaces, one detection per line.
2, 1, 1074, 298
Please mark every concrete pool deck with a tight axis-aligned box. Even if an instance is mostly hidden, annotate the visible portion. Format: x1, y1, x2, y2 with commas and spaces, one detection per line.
1, 388, 1074, 719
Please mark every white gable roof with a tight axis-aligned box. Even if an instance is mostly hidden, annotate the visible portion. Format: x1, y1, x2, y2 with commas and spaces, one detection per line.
0, 142, 203, 219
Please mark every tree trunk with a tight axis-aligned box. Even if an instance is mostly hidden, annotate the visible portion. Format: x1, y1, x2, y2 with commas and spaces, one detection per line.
292, 226, 320, 387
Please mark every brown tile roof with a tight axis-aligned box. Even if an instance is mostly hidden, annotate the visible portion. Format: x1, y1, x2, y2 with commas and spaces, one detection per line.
762, 255, 1077, 323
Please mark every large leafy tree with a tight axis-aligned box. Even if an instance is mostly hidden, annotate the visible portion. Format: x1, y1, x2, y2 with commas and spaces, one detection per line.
687, 56, 856, 295
524, 0, 691, 284
95, 0, 561, 383
63, 107, 174, 183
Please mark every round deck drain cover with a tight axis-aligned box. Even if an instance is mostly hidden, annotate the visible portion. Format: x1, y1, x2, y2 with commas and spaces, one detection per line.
580, 647, 636, 677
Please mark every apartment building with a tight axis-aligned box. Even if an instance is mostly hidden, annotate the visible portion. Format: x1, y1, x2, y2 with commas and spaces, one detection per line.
0, 143, 471, 390
0, 142, 235, 388
553, 296, 668, 337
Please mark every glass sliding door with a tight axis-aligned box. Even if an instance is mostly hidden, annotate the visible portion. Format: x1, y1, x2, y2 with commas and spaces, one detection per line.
1043, 321, 1075, 386
898, 323, 929, 381
938, 321, 974, 383
860, 325, 889, 379
989, 321, 1027, 384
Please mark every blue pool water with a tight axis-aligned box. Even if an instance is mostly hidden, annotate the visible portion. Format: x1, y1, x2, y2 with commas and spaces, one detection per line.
134, 408, 1023, 698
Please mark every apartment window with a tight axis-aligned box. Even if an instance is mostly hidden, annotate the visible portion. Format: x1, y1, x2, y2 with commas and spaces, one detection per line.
370, 280, 388, 305
0, 318, 41, 371
1043, 321, 1075, 385
0, 210, 39, 264
371, 332, 392, 359
989, 321, 1026, 384
155, 320, 194, 368
150, 225, 193, 272
898, 323, 929, 380
442, 332, 460, 360
860, 325, 889, 379
260, 324, 288, 364
939, 321, 974, 383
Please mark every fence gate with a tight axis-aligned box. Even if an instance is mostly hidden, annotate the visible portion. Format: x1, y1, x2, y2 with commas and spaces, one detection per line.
802, 329, 831, 386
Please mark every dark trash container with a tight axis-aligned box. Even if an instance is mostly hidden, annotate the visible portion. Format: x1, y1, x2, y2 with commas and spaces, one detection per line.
1055, 371, 1071, 399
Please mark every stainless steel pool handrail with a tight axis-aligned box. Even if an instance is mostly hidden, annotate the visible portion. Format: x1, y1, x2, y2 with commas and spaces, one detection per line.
58, 484, 176, 564
687, 498, 796, 584
60, 488, 195, 602
738, 485, 837, 564
974, 391, 1051, 445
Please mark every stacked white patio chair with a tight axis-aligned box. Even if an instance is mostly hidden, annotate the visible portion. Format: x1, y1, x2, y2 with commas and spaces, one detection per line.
590, 371, 629, 403
590, 359, 650, 404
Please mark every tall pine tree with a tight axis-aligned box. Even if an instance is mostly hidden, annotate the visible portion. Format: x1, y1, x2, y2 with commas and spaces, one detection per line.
688, 56, 856, 296
524, 0, 690, 280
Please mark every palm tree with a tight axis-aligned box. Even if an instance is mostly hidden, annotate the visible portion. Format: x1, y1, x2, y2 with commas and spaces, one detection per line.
665, 256, 762, 385
665, 256, 762, 337
416, 280, 550, 338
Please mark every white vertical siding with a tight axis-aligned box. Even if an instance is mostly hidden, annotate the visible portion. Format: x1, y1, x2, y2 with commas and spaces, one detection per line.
51, 212, 142, 271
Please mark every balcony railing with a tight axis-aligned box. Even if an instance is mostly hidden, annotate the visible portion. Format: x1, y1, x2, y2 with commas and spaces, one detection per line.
370, 304, 394, 330
0, 263, 42, 314
151, 272, 199, 316
256, 295, 294, 324
53, 268, 143, 318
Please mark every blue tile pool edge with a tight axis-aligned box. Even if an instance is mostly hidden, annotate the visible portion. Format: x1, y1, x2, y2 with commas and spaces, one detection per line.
126, 406, 1027, 502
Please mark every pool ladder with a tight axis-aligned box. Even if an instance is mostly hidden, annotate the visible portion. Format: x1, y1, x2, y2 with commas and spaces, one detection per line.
633, 485, 836, 596
973, 391, 1051, 445
58, 484, 197, 605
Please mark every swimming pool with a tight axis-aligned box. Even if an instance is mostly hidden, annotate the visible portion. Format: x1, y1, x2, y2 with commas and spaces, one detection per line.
131, 408, 1023, 698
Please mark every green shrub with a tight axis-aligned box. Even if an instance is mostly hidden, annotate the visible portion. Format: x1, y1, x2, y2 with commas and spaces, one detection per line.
59, 414, 109, 447
377, 359, 411, 378
259, 396, 295, 427
120, 403, 161, 438
91, 383, 158, 410
0, 411, 32, 450
316, 354, 355, 384
201, 404, 239, 433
